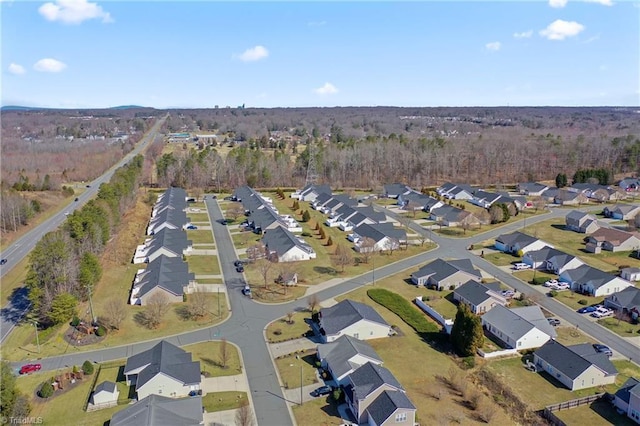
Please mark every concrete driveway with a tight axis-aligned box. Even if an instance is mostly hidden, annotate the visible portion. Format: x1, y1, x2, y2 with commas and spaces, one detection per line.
269, 336, 320, 358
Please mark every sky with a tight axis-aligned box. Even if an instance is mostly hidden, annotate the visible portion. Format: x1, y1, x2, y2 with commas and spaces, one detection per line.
1, 0, 639, 108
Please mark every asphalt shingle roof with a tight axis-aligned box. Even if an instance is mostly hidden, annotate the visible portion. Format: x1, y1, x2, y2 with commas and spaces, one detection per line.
366, 390, 416, 425
135, 255, 194, 298
110, 394, 203, 426
348, 362, 404, 400
482, 305, 557, 342
320, 300, 389, 336
615, 377, 640, 404
412, 258, 481, 282
124, 341, 201, 390
495, 231, 538, 248
94, 381, 117, 395
145, 228, 191, 257
454, 280, 503, 306
535, 341, 617, 380
262, 225, 314, 257
317, 335, 382, 380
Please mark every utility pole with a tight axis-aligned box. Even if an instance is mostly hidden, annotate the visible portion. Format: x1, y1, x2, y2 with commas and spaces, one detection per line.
296, 355, 303, 406
305, 141, 319, 186
217, 286, 220, 318
372, 255, 375, 286
87, 285, 97, 324
32, 321, 40, 353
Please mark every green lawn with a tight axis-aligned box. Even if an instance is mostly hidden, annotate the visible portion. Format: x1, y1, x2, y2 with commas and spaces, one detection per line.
202, 391, 248, 412
597, 317, 640, 337
183, 341, 243, 377
231, 230, 261, 248
186, 229, 214, 244
513, 269, 557, 285
0, 256, 30, 303
266, 312, 312, 342
187, 254, 221, 275
93, 361, 131, 404
483, 251, 521, 266
554, 326, 596, 346
553, 291, 604, 311
275, 350, 320, 390
554, 399, 637, 426
292, 394, 342, 426
187, 212, 211, 223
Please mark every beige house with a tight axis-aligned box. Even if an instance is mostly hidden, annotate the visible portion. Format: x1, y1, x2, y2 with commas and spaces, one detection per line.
613, 378, 640, 424
585, 228, 640, 253
319, 300, 394, 343
453, 280, 508, 315
90, 381, 119, 408
533, 341, 618, 391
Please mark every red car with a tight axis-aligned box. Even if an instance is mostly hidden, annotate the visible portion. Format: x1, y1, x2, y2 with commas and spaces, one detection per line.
19, 363, 42, 375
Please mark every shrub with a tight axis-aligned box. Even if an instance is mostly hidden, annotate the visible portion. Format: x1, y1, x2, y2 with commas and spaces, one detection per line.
530, 276, 547, 286
578, 299, 588, 305
39, 382, 54, 398
462, 356, 476, 370
367, 288, 439, 334
82, 360, 94, 375
70, 316, 80, 327
95, 325, 106, 337
301, 232, 312, 237
548, 290, 558, 298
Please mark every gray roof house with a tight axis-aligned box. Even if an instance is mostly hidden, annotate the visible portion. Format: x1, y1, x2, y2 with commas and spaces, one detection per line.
319, 299, 393, 343
134, 228, 193, 264
291, 184, 332, 202
124, 341, 201, 400
518, 182, 549, 197
585, 228, 640, 253
436, 183, 475, 200
316, 335, 383, 386
383, 183, 414, 199
130, 255, 195, 306
621, 267, 640, 282
430, 205, 480, 227
311, 192, 333, 210
365, 390, 417, 426
261, 225, 316, 262
554, 190, 588, 206
533, 341, 618, 390
147, 205, 188, 236
352, 223, 407, 253
613, 377, 640, 424
522, 246, 573, 270
90, 381, 119, 407
604, 286, 640, 320
110, 394, 204, 426
559, 264, 633, 297
494, 231, 550, 255
618, 178, 640, 192
344, 362, 414, 425
565, 210, 601, 234
481, 305, 557, 350
411, 258, 482, 290
603, 204, 640, 220
453, 280, 508, 315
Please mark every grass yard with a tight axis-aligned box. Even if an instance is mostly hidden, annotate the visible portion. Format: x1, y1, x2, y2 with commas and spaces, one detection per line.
275, 350, 320, 390
483, 251, 521, 267
292, 396, 343, 426
554, 326, 596, 346
597, 317, 640, 337
513, 269, 557, 285
187, 212, 211, 223
231, 229, 261, 248
252, 284, 307, 303
93, 361, 132, 403
553, 398, 637, 426
266, 311, 313, 342
553, 291, 604, 311
187, 254, 221, 275
16, 368, 122, 426
183, 341, 243, 377
202, 391, 248, 412
186, 229, 214, 244
0, 256, 30, 303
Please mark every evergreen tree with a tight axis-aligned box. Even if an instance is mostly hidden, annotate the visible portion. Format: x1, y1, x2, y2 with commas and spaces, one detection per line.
302, 210, 311, 222
555, 173, 567, 188
450, 304, 484, 357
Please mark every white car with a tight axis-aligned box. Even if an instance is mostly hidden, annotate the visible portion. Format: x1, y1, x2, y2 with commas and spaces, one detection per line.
544, 279, 559, 288
513, 263, 531, 270
555, 282, 570, 290
591, 307, 613, 318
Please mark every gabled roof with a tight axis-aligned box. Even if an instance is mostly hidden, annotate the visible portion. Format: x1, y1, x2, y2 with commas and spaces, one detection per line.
300, 184, 332, 197
535, 341, 617, 379
366, 390, 416, 425
383, 183, 412, 196
135, 255, 194, 298
454, 280, 503, 306
313, 192, 333, 206
589, 228, 640, 245
317, 335, 382, 379
609, 204, 640, 215
320, 300, 389, 336
605, 286, 640, 310
482, 305, 557, 341
262, 225, 314, 256
110, 394, 203, 426
331, 194, 358, 207
348, 362, 404, 400
561, 264, 619, 289
146, 228, 191, 256
431, 205, 469, 222
519, 182, 548, 193
94, 381, 117, 395
566, 210, 596, 222
524, 246, 566, 263
541, 187, 559, 198
353, 206, 386, 222
615, 377, 640, 404
124, 341, 201, 390
354, 223, 406, 244
412, 258, 481, 281
495, 231, 539, 248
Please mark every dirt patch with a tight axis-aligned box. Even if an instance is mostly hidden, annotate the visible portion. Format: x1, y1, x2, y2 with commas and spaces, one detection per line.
63, 326, 106, 347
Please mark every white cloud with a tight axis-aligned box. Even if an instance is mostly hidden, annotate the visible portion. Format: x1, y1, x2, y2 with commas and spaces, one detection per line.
485, 41, 501, 51
38, 0, 113, 24
513, 30, 533, 39
314, 82, 338, 95
8, 63, 26, 75
33, 58, 67, 72
584, 0, 613, 5
235, 45, 269, 62
539, 19, 585, 40
549, 0, 568, 8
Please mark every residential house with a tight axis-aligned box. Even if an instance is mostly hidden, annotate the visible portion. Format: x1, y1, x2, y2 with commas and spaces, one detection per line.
436, 183, 475, 200
90, 381, 119, 407
585, 228, 640, 253
410, 258, 482, 290
344, 362, 415, 425
621, 267, 640, 282
604, 286, 640, 320
545, 251, 585, 275
533, 340, 618, 391
554, 190, 589, 206
518, 182, 549, 197
316, 335, 383, 386
110, 394, 204, 426
311, 192, 333, 211
560, 264, 633, 297
352, 223, 407, 253
590, 187, 627, 203
470, 190, 504, 209
494, 231, 550, 255
613, 377, 640, 424
130, 255, 196, 306
481, 305, 557, 350
522, 247, 570, 270
383, 183, 414, 199
124, 341, 201, 400
339, 212, 379, 232
453, 280, 508, 315
604, 204, 640, 221
397, 192, 443, 213
147, 205, 188, 235
291, 184, 332, 202
319, 299, 394, 343
618, 178, 640, 193
540, 187, 560, 202
565, 210, 601, 234
261, 226, 316, 262
133, 228, 193, 264
430, 205, 480, 227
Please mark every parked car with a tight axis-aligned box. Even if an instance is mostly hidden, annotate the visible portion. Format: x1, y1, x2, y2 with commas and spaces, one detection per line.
513, 263, 531, 270
64, 211, 70, 216
74, 197, 79, 202
86, 184, 91, 188
19, 363, 42, 375
591, 307, 614, 318
501, 290, 516, 299
593, 343, 613, 357
242, 285, 251, 297
555, 282, 570, 290
544, 279, 559, 288
233, 260, 246, 267
310, 385, 333, 397
0, 258, 7, 265
186, 225, 198, 230
236, 265, 244, 273
547, 318, 561, 327
577, 306, 598, 314
223, 196, 233, 201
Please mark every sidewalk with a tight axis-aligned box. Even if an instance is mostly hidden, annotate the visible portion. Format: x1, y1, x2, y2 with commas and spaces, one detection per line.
201, 373, 249, 393
269, 336, 320, 358
304, 277, 352, 297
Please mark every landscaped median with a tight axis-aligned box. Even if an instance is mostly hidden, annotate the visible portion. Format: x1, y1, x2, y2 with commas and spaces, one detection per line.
202, 391, 248, 412
266, 311, 313, 343
274, 350, 319, 390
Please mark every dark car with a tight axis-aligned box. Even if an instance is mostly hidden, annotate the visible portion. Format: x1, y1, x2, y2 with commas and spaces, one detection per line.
86, 184, 91, 188
74, 197, 79, 201
577, 306, 598, 314
233, 260, 245, 267
242, 285, 252, 297
186, 225, 198, 230
223, 196, 233, 201
547, 318, 561, 327
310, 386, 333, 397
0, 259, 7, 265
19, 363, 42, 375
593, 344, 613, 357
236, 265, 244, 273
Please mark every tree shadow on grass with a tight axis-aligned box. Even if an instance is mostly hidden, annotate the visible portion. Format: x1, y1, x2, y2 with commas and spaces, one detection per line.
551, 224, 567, 231
201, 356, 223, 369
174, 305, 191, 321
313, 266, 337, 276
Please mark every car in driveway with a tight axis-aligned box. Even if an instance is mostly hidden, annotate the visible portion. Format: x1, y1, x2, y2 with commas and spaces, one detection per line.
513, 263, 531, 270
236, 265, 244, 273
19, 363, 42, 375
186, 225, 198, 230
501, 290, 516, 299
0, 258, 7, 265
591, 307, 614, 318
310, 385, 333, 397
547, 318, 561, 327
544, 279, 559, 288
577, 305, 598, 314
593, 343, 613, 357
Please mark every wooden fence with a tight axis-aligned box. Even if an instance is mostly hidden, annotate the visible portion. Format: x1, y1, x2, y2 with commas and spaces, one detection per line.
541, 393, 606, 426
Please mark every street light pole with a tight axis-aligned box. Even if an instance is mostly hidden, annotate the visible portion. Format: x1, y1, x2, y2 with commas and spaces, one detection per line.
217, 286, 220, 318
296, 355, 302, 406
372, 255, 375, 286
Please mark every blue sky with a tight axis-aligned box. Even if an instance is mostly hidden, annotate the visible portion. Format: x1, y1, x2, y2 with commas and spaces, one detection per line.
2, 0, 638, 108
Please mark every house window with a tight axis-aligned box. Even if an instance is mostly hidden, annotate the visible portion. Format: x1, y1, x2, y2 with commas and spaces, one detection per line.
370, 331, 373, 335
353, 333, 359, 339
395, 412, 407, 422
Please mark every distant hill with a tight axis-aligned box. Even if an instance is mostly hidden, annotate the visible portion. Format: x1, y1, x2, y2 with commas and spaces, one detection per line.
1, 105, 151, 111
1, 105, 47, 111
108, 105, 148, 110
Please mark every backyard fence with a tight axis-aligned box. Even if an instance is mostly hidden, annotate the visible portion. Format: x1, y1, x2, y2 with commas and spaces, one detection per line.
414, 296, 453, 334
541, 393, 606, 426
476, 348, 519, 358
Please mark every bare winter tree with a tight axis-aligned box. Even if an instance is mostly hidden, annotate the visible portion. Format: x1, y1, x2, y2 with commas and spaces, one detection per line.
219, 338, 229, 369
358, 237, 376, 264
255, 258, 274, 289
186, 289, 209, 320
383, 237, 399, 255
246, 243, 266, 262
226, 203, 245, 223
101, 297, 128, 330
307, 294, 319, 313
286, 311, 294, 324
332, 244, 354, 272
235, 398, 254, 426
140, 293, 170, 329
